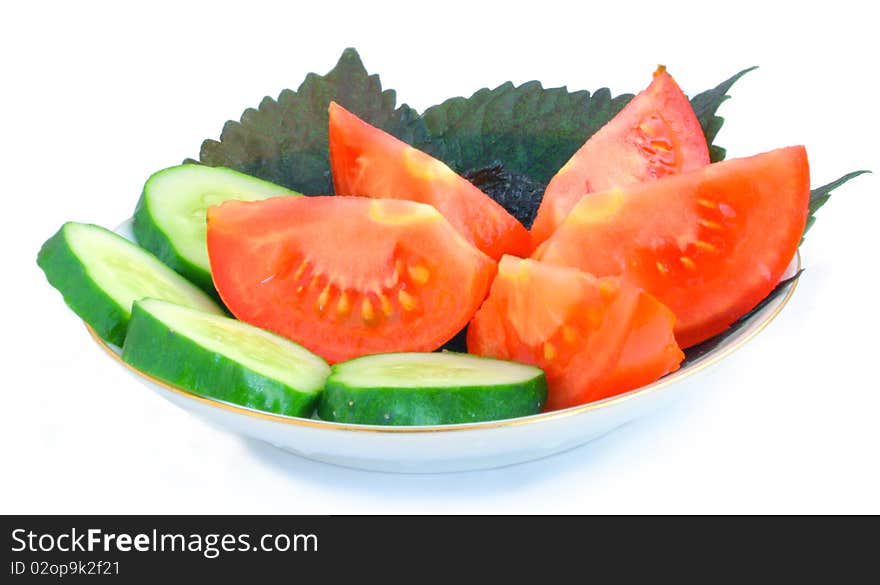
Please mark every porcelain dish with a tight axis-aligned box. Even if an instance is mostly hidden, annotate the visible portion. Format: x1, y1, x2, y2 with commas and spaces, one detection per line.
88, 219, 800, 473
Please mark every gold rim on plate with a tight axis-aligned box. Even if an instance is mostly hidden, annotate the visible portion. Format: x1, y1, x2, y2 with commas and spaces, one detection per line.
88, 252, 801, 434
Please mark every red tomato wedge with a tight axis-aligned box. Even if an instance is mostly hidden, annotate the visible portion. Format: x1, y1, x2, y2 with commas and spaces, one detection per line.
533, 146, 810, 348
467, 256, 683, 410
328, 102, 532, 260
530, 66, 710, 246
207, 196, 496, 363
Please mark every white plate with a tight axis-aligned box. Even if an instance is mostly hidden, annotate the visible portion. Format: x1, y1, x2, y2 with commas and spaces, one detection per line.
92, 219, 800, 473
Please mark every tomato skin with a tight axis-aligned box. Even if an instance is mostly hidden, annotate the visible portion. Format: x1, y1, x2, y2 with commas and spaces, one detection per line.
467, 256, 683, 410
530, 67, 710, 246
329, 102, 532, 260
533, 146, 810, 348
207, 196, 496, 363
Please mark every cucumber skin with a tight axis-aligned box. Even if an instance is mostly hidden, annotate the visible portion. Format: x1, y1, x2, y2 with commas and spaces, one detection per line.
133, 194, 215, 294
37, 223, 131, 346
318, 371, 548, 426
122, 302, 323, 418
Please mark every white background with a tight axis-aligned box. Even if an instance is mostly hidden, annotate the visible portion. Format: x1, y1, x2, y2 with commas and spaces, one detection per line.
2, 1, 877, 514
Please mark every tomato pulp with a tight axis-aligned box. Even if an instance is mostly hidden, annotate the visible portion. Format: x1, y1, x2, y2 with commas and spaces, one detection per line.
530, 66, 710, 246
329, 102, 532, 260
533, 146, 810, 347
208, 196, 496, 363
467, 256, 683, 410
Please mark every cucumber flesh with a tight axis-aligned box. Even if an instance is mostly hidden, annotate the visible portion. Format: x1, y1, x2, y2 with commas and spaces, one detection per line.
123, 299, 329, 417
37, 222, 222, 346
133, 164, 299, 292
319, 352, 547, 425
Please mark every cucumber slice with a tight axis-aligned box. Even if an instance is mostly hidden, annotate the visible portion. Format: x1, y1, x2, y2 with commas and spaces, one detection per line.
133, 164, 299, 291
318, 352, 547, 425
37, 222, 223, 346
123, 299, 329, 417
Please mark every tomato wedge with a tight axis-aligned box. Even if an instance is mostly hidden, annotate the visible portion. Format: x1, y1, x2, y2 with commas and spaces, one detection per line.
533, 146, 810, 348
208, 196, 496, 363
329, 102, 532, 260
530, 66, 710, 246
467, 256, 683, 410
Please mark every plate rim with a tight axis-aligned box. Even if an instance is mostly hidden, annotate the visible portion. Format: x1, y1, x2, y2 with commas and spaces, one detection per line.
88, 251, 801, 434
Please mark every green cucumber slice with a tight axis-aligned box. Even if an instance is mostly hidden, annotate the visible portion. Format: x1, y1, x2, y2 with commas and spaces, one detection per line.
122, 299, 329, 417
133, 164, 299, 291
37, 222, 223, 346
318, 352, 547, 425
